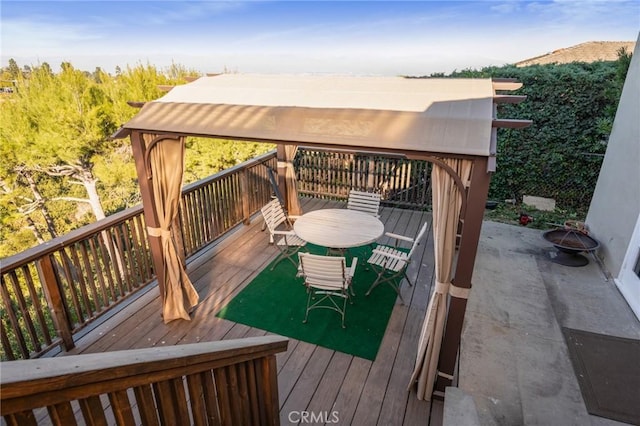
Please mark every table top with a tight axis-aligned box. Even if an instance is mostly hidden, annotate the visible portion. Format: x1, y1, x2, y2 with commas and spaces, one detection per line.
293, 209, 384, 249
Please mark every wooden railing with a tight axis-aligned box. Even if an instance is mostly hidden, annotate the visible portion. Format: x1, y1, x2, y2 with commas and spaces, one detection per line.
1, 336, 288, 426
180, 152, 277, 257
296, 148, 432, 209
0, 148, 429, 361
0, 152, 277, 361
0, 207, 154, 361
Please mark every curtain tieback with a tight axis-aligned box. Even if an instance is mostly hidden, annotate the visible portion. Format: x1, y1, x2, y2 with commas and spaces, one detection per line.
277, 161, 294, 170
434, 281, 449, 294
147, 226, 171, 240
435, 281, 470, 299
449, 285, 470, 299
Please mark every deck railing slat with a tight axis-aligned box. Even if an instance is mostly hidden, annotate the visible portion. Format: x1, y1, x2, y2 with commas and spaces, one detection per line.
5, 411, 38, 426
132, 214, 151, 281
87, 235, 106, 323
1, 273, 28, 358
201, 370, 222, 425
47, 401, 77, 425
108, 389, 136, 425
69, 244, 95, 309
75, 241, 97, 323
98, 233, 114, 303
214, 366, 232, 425
153, 380, 177, 424
132, 384, 160, 426
7, 271, 40, 352
114, 224, 130, 295
185, 373, 208, 426
21, 265, 52, 346
78, 395, 108, 426
1, 297, 18, 361
93, 238, 110, 312
245, 358, 261, 426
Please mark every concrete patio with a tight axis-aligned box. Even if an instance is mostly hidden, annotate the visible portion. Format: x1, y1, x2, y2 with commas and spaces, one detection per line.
444, 220, 640, 426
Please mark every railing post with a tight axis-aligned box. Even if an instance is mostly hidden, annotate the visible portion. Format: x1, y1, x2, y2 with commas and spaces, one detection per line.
262, 355, 281, 425
367, 159, 375, 190
36, 254, 75, 352
434, 156, 491, 397
241, 167, 251, 225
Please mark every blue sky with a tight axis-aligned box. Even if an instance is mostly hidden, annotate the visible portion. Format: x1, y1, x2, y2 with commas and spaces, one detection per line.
1, 1, 638, 76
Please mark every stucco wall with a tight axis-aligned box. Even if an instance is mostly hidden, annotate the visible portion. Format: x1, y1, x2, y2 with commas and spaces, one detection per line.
586, 34, 640, 277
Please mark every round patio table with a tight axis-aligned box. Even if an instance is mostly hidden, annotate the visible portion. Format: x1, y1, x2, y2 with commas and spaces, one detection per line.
293, 209, 384, 249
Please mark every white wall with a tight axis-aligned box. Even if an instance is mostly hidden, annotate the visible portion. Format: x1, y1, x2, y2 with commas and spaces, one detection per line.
586, 33, 640, 277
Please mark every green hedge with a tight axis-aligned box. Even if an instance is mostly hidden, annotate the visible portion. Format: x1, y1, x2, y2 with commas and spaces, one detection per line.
429, 59, 629, 215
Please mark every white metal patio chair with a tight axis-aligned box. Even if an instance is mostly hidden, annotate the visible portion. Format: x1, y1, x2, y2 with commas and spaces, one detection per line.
298, 252, 358, 328
365, 222, 428, 303
261, 166, 289, 238
347, 190, 381, 218
261, 199, 306, 270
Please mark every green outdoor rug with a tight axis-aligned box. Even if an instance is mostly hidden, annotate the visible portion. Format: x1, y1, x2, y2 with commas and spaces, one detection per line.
216, 244, 398, 361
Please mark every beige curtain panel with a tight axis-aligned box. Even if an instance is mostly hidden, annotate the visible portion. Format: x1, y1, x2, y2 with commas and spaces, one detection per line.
409, 158, 473, 400
146, 134, 200, 323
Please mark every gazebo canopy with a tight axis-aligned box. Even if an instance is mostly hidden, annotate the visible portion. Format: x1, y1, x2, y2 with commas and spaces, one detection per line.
116, 73, 529, 402
119, 74, 522, 158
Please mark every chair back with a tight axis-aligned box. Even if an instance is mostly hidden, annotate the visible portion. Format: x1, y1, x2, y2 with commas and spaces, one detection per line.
408, 222, 429, 260
347, 190, 381, 217
261, 199, 288, 234
266, 165, 285, 207
299, 253, 348, 291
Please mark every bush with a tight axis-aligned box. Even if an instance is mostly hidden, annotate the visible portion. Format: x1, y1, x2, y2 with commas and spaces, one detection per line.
438, 59, 629, 220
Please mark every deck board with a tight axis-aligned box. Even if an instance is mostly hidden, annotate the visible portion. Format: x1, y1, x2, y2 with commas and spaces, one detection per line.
305, 351, 353, 415
73, 198, 443, 425
279, 346, 334, 421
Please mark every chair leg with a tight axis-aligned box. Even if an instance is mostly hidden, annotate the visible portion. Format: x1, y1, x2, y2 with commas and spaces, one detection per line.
270, 251, 288, 270
303, 289, 313, 324
263, 224, 274, 244
395, 285, 406, 305
270, 246, 302, 270
270, 253, 298, 271
365, 272, 384, 296
326, 247, 346, 257
366, 269, 407, 304
404, 271, 414, 287
303, 288, 349, 328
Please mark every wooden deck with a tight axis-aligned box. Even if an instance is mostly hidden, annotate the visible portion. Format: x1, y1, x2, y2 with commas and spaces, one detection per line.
69, 198, 443, 425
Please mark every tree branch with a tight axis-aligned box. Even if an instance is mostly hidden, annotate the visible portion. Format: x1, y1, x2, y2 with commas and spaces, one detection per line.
17, 201, 40, 215
51, 196, 91, 204
37, 164, 81, 177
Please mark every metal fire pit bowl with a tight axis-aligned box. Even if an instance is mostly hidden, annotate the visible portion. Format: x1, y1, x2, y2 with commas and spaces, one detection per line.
542, 228, 600, 267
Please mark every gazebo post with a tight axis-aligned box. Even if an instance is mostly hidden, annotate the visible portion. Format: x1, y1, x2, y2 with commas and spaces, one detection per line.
130, 130, 166, 304
434, 156, 491, 396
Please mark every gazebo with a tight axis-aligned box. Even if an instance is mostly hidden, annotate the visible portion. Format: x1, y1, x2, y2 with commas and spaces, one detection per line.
114, 73, 530, 401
